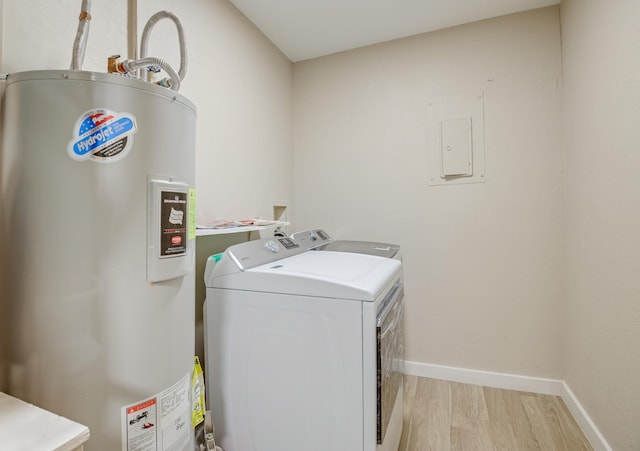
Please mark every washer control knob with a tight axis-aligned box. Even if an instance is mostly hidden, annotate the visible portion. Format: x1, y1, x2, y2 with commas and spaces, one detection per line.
264, 239, 280, 253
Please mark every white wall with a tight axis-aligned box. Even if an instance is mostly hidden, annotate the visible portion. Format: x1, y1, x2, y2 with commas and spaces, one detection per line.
561, 1, 640, 449
0, 0, 293, 390
293, 7, 564, 378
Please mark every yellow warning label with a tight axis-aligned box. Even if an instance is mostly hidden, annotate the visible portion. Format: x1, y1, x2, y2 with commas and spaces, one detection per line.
188, 188, 197, 240
192, 356, 206, 429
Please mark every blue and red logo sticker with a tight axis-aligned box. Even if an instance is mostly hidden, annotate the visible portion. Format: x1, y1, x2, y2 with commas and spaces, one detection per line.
68, 109, 137, 162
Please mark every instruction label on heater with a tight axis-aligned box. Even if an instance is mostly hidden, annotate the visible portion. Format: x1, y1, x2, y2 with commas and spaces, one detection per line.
67, 108, 137, 163
124, 398, 158, 451
160, 190, 187, 257
122, 372, 191, 451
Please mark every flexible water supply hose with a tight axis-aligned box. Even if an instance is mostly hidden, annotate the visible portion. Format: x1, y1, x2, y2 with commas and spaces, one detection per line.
70, 0, 92, 71
117, 57, 181, 91
140, 11, 187, 81
70, 1, 183, 91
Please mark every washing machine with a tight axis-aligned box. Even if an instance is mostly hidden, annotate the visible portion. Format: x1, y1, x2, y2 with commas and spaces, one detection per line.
291, 229, 401, 259
203, 237, 404, 451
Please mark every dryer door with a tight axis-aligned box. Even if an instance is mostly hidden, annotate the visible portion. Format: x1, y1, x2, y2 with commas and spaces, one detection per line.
376, 282, 405, 444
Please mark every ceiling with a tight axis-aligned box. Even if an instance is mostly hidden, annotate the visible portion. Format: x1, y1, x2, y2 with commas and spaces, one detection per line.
228, 0, 560, 62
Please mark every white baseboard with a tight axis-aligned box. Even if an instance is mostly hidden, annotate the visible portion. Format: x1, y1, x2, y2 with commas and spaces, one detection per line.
404, 360, 611, 451
404, 360, 563, 395
561, 382, 613, 451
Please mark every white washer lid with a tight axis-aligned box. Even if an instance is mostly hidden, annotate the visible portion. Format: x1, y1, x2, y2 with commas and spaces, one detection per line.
209, 250, 401, 301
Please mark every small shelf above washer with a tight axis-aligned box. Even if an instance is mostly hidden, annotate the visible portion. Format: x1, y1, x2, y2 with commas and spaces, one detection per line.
196, 221, 289, 237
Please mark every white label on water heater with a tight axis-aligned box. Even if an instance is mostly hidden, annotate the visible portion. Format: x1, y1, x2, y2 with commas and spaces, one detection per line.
147, 175, 194, 283
67, 108, 138, 162
121, 372, 191, 451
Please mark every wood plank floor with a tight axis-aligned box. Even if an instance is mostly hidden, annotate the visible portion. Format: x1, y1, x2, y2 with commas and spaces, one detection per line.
399, 376, 593, 451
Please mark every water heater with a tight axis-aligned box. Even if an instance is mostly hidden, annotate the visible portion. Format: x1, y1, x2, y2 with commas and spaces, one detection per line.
1, 70, 196, 450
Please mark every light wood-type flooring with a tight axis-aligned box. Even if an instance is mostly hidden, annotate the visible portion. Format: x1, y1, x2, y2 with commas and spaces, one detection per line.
399, 376, 593, 451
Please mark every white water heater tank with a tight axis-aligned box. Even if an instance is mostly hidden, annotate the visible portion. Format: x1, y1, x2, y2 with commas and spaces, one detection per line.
1, 70, 196, 451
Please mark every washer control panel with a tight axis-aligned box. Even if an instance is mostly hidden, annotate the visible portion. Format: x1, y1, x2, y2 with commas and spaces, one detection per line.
290, 229, 333, 250
227, 237, 304, 270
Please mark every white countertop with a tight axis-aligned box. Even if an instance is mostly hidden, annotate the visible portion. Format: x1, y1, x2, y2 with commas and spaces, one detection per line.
0, 392, 90, 451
